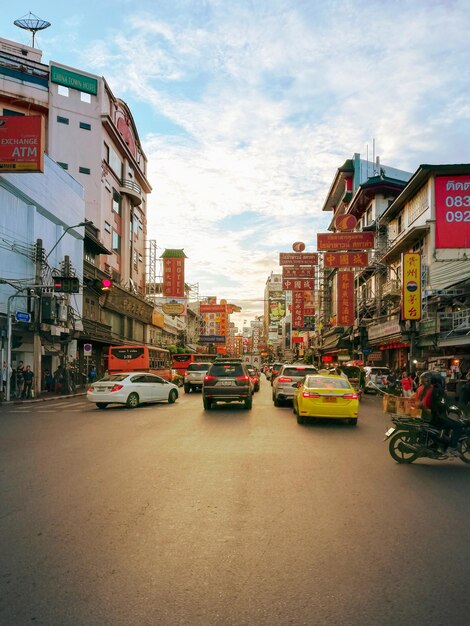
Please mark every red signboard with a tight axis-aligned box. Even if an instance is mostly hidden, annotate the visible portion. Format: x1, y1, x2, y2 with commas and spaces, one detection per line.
323, 252, 369, 268
304, 306, 315, 316
282, 266, 315, 278
435, 175, 470, 248
0, 115, 45, 172
292, 291, 304, 330
317, 232, 375, 251
279, 252, 318, 265
282, 278, 314, 291
292, 336, 304, 343
336, 271, 354, 326
163, 257, 185, 297
199, 304, 226, 313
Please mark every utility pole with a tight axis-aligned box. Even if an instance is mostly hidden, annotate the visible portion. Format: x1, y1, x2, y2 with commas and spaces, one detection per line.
33, 239, 44, 398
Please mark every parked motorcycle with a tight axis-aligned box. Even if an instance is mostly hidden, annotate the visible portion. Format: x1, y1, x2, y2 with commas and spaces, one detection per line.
384, 409, 470, 464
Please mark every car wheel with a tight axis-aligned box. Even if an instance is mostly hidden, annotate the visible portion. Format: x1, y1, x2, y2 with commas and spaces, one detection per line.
292, 402, 298, 415
348, 418, 358, 426
297, 413, 305, 425
96, 402, 108, 409
168, 389, 178, 404
274, 396, 281, 407
184, 383, 190, 393
126, 392, 140, 409
203, 398, 212, 410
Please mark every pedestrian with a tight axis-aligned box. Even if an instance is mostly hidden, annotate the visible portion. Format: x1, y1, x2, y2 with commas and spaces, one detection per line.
45, 369, 54, 392
89, 365, 97, 383
16, 360, 25, 399
401, 372, 413, 398
2, 361, 10, 395
22, 365, 34, 399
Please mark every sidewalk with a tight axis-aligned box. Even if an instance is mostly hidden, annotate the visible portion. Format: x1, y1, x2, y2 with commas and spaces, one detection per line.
2, 389, 87, 405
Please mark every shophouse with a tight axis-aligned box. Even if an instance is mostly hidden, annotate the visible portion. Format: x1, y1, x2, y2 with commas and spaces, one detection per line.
0, 35, 155, 380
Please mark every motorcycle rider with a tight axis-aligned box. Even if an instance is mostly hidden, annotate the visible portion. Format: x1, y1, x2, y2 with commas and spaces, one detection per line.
428, 373, 464, 453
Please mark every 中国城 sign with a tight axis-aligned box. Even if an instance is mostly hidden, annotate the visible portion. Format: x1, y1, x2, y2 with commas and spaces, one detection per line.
401, 253, 421, 321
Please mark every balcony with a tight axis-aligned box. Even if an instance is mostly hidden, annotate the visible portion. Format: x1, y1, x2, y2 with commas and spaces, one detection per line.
381, 279, 401, 299
439, 308, 470, 337
120, 179, 143, 206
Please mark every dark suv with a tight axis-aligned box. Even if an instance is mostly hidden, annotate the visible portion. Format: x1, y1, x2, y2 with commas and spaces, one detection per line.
202, 361, 253, 410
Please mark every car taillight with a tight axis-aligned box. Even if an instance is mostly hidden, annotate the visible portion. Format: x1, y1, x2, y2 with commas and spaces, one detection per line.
342, 393, 358, 400
111, 384, 123, 392
88, 386, 93, 393
302, 391, 320, 398
278, 377, 292, 383
236, 375, 249, 385
204, 375, 216, 385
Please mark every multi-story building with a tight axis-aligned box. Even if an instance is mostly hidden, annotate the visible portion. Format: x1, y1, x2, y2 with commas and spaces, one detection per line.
263, 272, 285, 358
0, 35, 154, 380
317, 153, 412, 364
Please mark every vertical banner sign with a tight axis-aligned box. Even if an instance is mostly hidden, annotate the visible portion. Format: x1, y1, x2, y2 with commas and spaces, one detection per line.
292, 291, 305, 330
435, 175, 470, 248
336, 271, 354, 326
401, 253, 422, 321
161, 249, 186, 298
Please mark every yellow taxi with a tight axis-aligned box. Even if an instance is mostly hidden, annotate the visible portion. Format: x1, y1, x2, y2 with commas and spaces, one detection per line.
293, 374, 359, 426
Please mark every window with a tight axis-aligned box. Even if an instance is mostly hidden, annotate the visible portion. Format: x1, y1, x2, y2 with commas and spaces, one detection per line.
79, 122, 91, 130
104, 142, 110, 163
84, 251, 96, 265
104, 221, 111, 233
79, 166, 90, 175
397, 215, 402, 234
58, 85, 69, 97
80, 92, 91, 103
57, 116, 69, 124
108, 145, 123, 178
57, 162, 68, 170
112, 190, 121, 215
3, 109, 24, 116
112, 231, 121, 254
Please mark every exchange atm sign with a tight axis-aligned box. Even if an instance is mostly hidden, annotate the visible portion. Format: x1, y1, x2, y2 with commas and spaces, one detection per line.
0, 115, 45, 172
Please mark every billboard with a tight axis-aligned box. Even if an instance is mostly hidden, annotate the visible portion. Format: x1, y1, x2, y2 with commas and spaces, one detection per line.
282, 278, 314, 291
282, 267, 315, 278
0, 115, 45, 173
200, 304, 226, 313
162, 255, 185, 297
292, 291, 304, 330
317, 232, 374, 251
336, 271, 354, 326
198, 335, 226, 344
323, 252, 369, 268
279, 252, 318, 265
435, 175, 470, 248
401, 253, 422, 321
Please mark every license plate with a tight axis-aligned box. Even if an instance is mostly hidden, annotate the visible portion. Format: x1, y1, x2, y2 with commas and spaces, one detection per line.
323, 397, 337, 403
220, 380, 232, 386
384, 427, 396, 438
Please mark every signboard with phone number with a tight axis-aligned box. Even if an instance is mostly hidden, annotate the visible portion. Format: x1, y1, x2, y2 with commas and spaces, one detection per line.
435, 175, 470, 248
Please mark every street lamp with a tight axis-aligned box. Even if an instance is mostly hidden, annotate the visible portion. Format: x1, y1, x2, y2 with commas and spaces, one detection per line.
45, 221, 88, 261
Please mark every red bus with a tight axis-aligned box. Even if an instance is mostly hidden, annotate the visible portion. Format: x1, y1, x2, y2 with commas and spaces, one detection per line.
108, 345, 172, 380
172, 353, 218, 375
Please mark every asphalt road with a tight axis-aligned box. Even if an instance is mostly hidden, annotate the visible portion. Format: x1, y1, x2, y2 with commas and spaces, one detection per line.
1, 381, 470, 626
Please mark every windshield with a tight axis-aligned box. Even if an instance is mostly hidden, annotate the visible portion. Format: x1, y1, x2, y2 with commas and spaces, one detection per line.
97, 374, 128, 382
187, 363, 211, 371
304, 375, 351, 389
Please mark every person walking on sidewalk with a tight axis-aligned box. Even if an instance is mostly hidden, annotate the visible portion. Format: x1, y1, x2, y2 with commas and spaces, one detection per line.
401, 372, 413, 398
22, 365, 34, 399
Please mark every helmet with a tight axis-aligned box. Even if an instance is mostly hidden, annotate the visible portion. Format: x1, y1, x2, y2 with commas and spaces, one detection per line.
419, 371, 433, 385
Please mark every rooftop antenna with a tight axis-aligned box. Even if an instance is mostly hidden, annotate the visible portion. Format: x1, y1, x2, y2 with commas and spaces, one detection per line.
14, 12, 51, 48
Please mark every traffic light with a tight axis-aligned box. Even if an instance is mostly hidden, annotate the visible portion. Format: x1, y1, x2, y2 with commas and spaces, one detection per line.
100, 278, 112, 291
53, 276, 80, 293
84, 277, 112, 293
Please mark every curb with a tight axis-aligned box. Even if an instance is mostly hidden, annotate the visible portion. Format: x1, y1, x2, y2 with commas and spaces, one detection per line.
6, 392, 87, 405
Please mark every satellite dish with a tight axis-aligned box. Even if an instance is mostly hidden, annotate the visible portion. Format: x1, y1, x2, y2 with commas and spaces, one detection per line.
14, 12, 51, 48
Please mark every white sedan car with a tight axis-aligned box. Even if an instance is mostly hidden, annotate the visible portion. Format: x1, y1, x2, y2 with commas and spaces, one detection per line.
87, 372, 179, 409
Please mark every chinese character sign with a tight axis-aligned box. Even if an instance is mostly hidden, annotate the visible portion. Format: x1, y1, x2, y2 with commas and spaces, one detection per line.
336, 271, 354, 326
435, 175, 470, 249
401, 253, 421, 321
292, 291, 305, 330
323, 252, 368, 268
163, 257, 185, 297
317, 232, 374, 251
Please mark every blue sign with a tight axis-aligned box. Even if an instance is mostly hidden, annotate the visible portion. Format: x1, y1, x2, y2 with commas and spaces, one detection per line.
15, 311, 31, 323
198, 335, 226, 344
362, 348, 372, 355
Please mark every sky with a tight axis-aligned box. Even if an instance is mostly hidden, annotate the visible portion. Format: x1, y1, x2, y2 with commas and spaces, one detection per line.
3, 1, 470, 329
